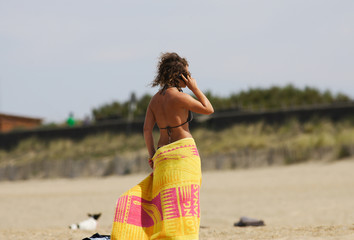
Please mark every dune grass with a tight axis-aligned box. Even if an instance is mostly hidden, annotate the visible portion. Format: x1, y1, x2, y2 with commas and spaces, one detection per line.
0, 132, 147, 166
1, 118, 354, 166
193, 118, 354, 160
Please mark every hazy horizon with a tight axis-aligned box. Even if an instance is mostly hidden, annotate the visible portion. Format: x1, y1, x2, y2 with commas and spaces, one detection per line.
1, 0, 353, 122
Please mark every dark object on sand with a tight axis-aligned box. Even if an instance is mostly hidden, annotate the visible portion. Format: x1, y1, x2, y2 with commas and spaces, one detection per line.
82, 233, 110, 240
70, 213, 102, 230
234, 216, 265, 227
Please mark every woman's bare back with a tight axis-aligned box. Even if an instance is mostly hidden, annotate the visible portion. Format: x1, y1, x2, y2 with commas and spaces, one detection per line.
149, 88, 193, 147
143, 66, 213, 161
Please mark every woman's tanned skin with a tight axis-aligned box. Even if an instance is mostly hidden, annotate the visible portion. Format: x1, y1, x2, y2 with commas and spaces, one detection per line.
144, 67, 214, 168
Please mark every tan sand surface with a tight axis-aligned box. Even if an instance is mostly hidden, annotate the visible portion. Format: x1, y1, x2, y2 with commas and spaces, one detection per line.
0, 159, 354, 240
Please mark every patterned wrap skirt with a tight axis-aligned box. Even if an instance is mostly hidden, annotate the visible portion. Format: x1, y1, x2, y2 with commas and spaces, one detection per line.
111, 138, 202, 240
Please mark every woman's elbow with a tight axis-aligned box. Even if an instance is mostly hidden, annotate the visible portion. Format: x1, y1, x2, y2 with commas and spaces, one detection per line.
206, 106, 214, 115
200, 108, 214, 115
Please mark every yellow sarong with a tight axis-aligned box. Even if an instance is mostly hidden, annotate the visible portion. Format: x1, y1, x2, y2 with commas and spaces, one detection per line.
111, 138, 202, 240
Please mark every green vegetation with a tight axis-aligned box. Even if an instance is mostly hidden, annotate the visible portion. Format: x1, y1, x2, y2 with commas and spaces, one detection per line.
91, 85, 352, 121
2, 85, 353, 180
0, 132, 150, 165
1, 118, 353, 167
205, 84, 351, 110
195, 118, 354, 163
92, 93, 151, 121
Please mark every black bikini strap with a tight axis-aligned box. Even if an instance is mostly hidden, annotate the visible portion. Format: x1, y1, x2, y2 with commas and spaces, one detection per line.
160, 111, 193, 131
160, 111, 193, 143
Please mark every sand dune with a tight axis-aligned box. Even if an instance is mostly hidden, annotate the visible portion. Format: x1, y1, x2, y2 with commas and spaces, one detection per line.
1, 159, 354, 240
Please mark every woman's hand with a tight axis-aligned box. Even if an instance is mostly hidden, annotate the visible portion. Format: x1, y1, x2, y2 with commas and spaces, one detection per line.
179, 74, 214, 115
148, 158, 154, 169
181, 74, 198, 91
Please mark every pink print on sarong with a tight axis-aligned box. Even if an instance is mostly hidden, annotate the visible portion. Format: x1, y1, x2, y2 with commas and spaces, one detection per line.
115, 194, 163, 228
114, 185, 200, 228
179, 184, 200, 218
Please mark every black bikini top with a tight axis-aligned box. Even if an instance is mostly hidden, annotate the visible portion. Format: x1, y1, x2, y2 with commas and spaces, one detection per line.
160, 110, 193, 138
158, 85, 193, 142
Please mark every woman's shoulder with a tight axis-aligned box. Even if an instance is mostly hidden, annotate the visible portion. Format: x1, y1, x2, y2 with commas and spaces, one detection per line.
149, 90, 167, 106
152, 88, 184, 98
165, 89, 190, 105
150, 88, 189, 106
149, 90, 185, 108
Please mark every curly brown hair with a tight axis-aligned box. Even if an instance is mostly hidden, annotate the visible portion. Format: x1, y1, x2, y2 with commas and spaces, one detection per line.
151, 52, 190, 91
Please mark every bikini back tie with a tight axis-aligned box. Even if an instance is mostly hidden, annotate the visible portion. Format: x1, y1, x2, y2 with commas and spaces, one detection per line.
160, 111, 193, 143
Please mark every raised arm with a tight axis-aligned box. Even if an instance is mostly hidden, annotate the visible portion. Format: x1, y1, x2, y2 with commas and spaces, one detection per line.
180, 75, 214, 115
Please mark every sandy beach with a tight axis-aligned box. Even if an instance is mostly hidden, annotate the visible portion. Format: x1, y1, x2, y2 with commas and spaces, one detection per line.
1, 159, 353, 240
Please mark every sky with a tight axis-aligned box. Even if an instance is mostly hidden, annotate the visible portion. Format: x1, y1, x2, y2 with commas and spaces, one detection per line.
1, 0, 353, 123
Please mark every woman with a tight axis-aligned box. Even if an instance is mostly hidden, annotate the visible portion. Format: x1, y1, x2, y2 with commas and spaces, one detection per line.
111, 52, 213, 240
